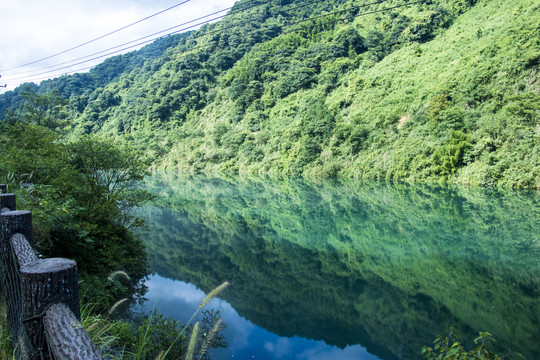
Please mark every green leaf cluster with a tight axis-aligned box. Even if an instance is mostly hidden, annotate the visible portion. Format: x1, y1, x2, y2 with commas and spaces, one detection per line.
1, 0, 538, 188
0, 113, 152, 304
422, 328, 522, 360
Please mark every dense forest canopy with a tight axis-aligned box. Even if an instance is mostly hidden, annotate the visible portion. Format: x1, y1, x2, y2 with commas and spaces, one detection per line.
1, 0, 538, 188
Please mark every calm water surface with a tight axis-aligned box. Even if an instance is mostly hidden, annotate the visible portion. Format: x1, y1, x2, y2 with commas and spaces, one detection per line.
134, 173, 540, 360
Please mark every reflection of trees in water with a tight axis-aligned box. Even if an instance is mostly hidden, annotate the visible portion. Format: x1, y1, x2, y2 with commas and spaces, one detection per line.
139, 174, 540, 360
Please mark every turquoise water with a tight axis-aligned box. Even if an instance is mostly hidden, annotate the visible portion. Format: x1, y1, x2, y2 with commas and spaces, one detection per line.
136, 173, 540, 359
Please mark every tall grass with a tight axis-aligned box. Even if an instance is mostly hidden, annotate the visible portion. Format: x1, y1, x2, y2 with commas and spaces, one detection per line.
82, 281, 229, 360
0, 292, 16, 360
1, 265, 228, 360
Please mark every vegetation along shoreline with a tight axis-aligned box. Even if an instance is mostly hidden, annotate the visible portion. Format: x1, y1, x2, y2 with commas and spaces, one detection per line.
0, 0, 538, 358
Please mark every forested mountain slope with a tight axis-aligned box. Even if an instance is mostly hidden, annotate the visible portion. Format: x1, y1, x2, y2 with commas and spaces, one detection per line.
1, 0, 538, 188
0, 33, 188, 115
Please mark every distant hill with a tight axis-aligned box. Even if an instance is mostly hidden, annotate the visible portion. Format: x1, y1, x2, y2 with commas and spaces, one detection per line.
1, 0, 538, 188
0, 33, 188, 115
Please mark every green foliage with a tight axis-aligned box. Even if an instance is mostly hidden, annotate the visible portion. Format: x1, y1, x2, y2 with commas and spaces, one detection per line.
422, 328, 522, 360
429, 94, 451, 123
1, 0, 538, 188
433, 130, 472, 175
500, 93, 540, 125
15, 88, 68, 131
0, 120, 152, 305
350, 125, 370, 154
82, 282, 228, 360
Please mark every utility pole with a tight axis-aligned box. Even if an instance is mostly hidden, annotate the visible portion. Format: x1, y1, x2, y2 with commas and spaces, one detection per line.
0, 75, 6, 88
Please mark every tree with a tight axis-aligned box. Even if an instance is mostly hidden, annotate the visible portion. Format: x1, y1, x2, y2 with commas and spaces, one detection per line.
67, 137, 153, 228
0, 121, 152, 303
9, 87, 69, 131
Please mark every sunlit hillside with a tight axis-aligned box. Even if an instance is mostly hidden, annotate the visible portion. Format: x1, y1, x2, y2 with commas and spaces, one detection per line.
1, 0, 538, 188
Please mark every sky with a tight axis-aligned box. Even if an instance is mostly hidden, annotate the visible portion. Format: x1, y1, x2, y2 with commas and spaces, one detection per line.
0, 0, 238, 92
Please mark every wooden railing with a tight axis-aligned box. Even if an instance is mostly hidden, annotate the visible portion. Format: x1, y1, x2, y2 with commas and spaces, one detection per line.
0, 186, 103, 360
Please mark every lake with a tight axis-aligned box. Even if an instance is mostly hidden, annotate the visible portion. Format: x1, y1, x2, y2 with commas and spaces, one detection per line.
134, 173, 540, 360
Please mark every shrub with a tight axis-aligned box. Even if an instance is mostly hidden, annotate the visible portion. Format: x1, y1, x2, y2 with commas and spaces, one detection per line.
422, 328, 521, 360
433, 130, 472, 176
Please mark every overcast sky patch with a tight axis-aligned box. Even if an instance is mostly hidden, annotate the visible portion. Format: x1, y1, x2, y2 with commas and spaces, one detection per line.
0, 0, 237, 90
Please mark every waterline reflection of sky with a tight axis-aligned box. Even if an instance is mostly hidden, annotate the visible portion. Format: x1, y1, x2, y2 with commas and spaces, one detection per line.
133, 274, 382, 360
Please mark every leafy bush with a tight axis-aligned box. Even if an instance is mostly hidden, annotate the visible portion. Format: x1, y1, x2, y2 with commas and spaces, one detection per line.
422, 328, 522, 360
433, 130, 472, 176
0, 120, 152, 306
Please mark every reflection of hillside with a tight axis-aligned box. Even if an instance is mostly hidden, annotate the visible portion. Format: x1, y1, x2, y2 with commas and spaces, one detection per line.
140, 173, 540, 360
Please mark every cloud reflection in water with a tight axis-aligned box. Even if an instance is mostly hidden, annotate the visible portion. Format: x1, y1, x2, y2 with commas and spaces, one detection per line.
134, 274, 381, 360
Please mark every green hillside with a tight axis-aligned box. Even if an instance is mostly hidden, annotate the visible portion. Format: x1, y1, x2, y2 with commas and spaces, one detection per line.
1, 0, 538, 188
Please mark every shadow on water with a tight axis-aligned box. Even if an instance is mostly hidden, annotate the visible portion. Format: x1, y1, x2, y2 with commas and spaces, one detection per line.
138, 173, 540, 359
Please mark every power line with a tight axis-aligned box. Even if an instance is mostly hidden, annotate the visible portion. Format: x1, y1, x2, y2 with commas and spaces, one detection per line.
2, 7, 232, 79
1, 0, 277, 82
2, 0, 276, 78
4, 13, 230, 81
174, 0, 426, 60
1, 0, 285, 84
5, 0, 424, 87
0, 0, 192, 73
190, 0, 390, 41
168, 0, 338, 39
5, 0, 410, 86
287, 0, 388, 28
285, 0, 424, 33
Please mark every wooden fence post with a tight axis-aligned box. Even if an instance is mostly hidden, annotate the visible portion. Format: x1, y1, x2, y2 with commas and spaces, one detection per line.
1, 194, 103, 359
1, 210, 33, 246
0, 211, 37, 358
20, 257, 80, 356
44, 303, 103, 360
0, 193, 17, 213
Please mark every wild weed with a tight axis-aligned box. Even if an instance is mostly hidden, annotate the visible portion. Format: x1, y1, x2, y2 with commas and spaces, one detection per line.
81, 279, 229, 360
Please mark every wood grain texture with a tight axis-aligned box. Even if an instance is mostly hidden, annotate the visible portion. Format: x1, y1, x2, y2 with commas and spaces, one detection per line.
44, 303, 103, 360
10, 233, 38, 267
0, 210, 33, 246
0, 193, 16, 212
21, 258, 80, 352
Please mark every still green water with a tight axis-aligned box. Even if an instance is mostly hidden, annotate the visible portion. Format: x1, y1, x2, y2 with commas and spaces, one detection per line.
138, 173, 540, 359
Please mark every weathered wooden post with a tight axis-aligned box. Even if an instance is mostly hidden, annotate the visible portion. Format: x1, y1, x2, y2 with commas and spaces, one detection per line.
1, 193, 17, 213
44, 303, 103, 360
20, 256, 80, 357
1, 193, 103, 359
1, 210, 33, 245
0, 211, 37, 358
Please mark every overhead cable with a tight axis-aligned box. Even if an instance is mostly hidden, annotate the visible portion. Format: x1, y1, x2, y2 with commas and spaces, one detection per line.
0, 0, 192, 72
6, 0, 423, 86
4, 13, 230, 81
2, 7, 239, 78
2, 0, 277, 81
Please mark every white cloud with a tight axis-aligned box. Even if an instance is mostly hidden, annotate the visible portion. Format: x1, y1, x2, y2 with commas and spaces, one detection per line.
139, 274, 255, 353
134, 275, 383, 360
0, 0, 237, 90
297, 343, 379, 360
265, 337, 293, 358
